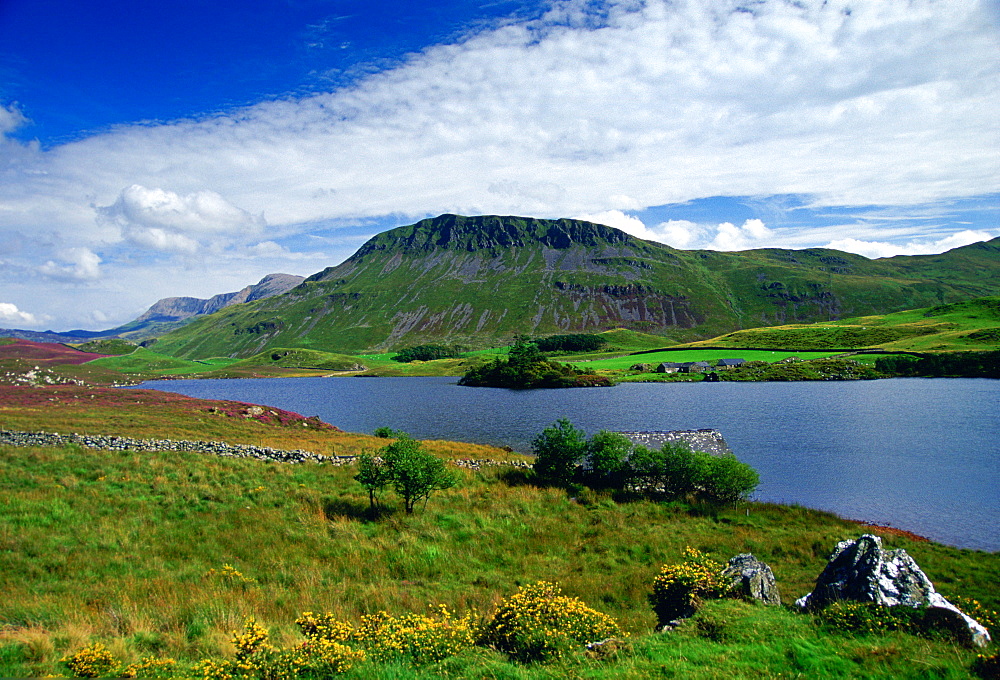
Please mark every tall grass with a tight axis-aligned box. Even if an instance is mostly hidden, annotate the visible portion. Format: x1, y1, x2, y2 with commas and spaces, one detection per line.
0, 443, 995, 677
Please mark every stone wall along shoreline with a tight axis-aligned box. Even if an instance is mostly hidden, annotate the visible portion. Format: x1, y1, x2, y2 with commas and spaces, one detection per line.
0, 429, 530, 470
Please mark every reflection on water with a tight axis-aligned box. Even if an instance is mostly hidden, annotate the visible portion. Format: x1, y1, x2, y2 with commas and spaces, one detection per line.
135, 377, 1000, 551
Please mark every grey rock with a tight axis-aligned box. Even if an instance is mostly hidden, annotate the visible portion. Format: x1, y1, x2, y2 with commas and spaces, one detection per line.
721, 554, 780, 605
797, 534, 991, 647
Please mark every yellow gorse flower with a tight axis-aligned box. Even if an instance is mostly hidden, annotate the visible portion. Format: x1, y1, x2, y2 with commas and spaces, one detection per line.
484, 581, 622, 661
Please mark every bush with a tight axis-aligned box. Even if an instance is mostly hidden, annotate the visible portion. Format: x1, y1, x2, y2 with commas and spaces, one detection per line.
120, 657, 177, 678
392, 344, 466, 362
534, 334, 607, 353
373, 426, 407, 438
626, 443, 758, 504
61, 642, 119, 678
700, 453, 761, 504
482, 581, 621, 662
531, 418, 588, 486
197, 617, 365, 679
816, 600, 992, 646
650, 547, 731, 624
297, 607, 477, 665
354, 607, 478, 664
583, 430, 633, 488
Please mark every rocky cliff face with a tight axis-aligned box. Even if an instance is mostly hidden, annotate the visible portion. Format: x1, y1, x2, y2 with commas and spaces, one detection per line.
136, 273, 304, 323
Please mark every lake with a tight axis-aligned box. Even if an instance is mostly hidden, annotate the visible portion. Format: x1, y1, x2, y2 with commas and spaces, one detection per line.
135, 376, 1000, 552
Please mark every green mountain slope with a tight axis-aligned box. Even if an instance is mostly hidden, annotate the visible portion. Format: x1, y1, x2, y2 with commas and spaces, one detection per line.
151, 214, 1000, 359
689, 296, 1000, 351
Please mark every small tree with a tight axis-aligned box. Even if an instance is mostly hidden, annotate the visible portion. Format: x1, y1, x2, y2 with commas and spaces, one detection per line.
583, 430, 633, 489
699, 454, 759, 504
355, 452, 392, 512
380, 437, 458, 514
531, 418, 587, 485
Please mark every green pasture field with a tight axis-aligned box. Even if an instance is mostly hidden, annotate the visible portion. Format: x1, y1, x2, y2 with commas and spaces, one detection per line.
572, 349, 845, 371
85, 347, 238, 376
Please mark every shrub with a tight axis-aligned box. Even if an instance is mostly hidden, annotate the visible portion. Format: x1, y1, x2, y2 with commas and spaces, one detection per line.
458, 335, 596, 389
295, 611, 356, 644
291, 638, 366, 675
392, 344, 466, 362
583, 430, 633, 488
531, 418, 588, 486
62, 642, 119, 678
534, 334, 607, 353
198, 617, 364, 679
482, 581, 621, 662
951, 596, 1000, 636
373, 426, 407, 438
650, 547, 730, 624
700, 453, 761, 504
204, 563, 257, 587
815, 601, 988, 645
120, 657, 177, 678
297, 606, 477, 665
354, 606, 478, 664
355, 452, 393, 511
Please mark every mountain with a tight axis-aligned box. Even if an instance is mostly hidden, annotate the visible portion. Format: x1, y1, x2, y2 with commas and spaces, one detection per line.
0, 273, 304, 344
129, 273, 306, 326
148, 214, 1000, 359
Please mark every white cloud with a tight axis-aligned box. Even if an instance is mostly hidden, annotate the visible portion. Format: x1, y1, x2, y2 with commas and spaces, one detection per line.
826, 229, 996, 259
707, 218, 775, 251
575, 210, 657, 240
39, 247, 102, 281
0, 302, 43, 327
4, 0, 996, 231
96, 185, 264, 254
651, 220, 704, 249
581, 213, 780, 251
0, 103, 28, 136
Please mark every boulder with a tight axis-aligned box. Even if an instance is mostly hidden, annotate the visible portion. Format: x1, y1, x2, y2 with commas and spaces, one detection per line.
721, 554, 781, 605
796, 534, 990, 647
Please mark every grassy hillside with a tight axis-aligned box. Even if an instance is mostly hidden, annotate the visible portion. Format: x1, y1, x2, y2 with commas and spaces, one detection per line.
0, 383, 996, 677
1, 442, 996, 677
689, 296, 1000, 352
148, 215, 1000, 359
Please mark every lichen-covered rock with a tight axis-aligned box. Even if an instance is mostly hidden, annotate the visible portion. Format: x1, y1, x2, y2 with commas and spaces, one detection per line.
721, 554, 780, 605
797, 534, 991, 647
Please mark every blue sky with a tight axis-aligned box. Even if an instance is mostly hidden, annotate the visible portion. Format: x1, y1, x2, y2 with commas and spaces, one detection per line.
0, 0, 998, 330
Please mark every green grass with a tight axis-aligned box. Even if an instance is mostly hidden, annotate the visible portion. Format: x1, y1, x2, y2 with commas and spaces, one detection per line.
0, 444, 994, 678
572, 349, 844, 371
72, 338, 139, 355
0, 384, 995, 678
688, 297, 1000, 353
85, 347, 236, 376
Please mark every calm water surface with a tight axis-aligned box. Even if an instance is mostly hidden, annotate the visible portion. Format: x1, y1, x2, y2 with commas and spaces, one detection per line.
137, 377, 999, 551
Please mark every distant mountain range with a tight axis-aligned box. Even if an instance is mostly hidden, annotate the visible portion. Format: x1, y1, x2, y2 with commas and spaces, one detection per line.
1, 273, 304, 344
144, 214, 1000, 359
